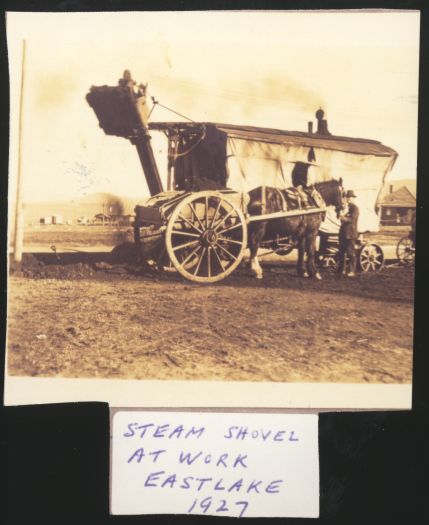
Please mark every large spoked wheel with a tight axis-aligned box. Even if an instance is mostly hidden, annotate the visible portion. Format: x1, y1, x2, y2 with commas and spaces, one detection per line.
165, 191, 247, 283
358, 243, 384, 272
396, 236, 415, 265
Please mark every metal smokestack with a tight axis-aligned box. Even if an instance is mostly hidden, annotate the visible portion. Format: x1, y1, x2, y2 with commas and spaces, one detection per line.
315, 108, 331, 135
308, 121, 313, 134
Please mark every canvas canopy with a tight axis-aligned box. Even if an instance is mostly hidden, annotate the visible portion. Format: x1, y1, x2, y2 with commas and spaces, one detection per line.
149, 122, 397, 232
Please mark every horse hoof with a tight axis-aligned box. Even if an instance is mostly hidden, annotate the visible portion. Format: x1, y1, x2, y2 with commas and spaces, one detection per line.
315, 273, 322, 280
303, 272, 309, 278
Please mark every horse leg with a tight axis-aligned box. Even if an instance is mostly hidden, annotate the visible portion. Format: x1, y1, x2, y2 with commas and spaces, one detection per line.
248, 224, 266, 279
297, 236, 308, 277
306, 233, 322, 280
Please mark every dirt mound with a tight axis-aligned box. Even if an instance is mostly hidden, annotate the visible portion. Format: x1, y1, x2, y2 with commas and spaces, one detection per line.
10, 252, 98, 280
23, 261, 95, 280
108, 242, 140, 264
8, 243, 143, 280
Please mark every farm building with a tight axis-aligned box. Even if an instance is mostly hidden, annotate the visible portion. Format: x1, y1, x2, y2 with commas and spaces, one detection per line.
378, 186, 416, 226
110, 214, 134, 226
52, 215, 64, 225
94, 213, 111, 224
39, 214, 63, 225
24, 193, 137, 227
93, 212, 134, 225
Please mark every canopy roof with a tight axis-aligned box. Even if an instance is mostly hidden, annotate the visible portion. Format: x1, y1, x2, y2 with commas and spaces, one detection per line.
149, 122, 397, 158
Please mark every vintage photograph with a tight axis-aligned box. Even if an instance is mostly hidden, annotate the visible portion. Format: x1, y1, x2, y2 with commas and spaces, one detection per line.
5, 11, 419, 407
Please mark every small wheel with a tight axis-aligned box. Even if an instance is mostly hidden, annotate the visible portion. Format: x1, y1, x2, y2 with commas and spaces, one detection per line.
320, 255, 338, 271
358, 243, 384, 272
165, 191, 247, 283
396, 236, 415, 265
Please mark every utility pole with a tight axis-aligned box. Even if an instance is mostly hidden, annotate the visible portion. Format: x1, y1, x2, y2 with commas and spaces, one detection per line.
14, 40, 26, 262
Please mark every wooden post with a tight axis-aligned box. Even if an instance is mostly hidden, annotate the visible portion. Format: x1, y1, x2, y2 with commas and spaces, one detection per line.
13, 40, 26, 262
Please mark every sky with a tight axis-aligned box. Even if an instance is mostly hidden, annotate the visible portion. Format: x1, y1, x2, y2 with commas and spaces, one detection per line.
7, 10, 420, 205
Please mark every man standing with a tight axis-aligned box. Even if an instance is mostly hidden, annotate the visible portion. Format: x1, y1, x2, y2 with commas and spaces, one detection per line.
338, 190, 359, 277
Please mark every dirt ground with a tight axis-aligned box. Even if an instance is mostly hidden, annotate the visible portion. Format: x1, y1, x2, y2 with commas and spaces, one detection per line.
7, 244, 414, 384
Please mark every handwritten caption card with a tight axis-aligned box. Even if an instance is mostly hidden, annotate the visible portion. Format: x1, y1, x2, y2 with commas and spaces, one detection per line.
111, 411, 319, 518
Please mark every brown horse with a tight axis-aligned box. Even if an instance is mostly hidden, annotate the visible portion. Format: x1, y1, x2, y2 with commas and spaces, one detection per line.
247, 179, 344, 279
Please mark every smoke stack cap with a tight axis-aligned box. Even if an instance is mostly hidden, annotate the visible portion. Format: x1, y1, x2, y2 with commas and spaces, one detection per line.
316, 108, 324, 120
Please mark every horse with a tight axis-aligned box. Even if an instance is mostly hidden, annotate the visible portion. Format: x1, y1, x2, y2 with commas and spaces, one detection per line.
247, 179, 344, 279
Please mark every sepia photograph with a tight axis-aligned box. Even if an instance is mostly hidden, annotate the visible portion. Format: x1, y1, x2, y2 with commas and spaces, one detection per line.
5, 10, 419, 408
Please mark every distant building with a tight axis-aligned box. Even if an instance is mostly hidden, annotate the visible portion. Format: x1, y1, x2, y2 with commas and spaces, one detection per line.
94, 213, 111, 224
40, 216, 52, 225
379, 186, 416, 226
93, 213, 134, 226
110, 214, 134, 226
52, 215, 64, 225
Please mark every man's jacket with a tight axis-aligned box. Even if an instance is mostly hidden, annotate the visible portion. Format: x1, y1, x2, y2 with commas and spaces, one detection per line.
340, 202, 359, 239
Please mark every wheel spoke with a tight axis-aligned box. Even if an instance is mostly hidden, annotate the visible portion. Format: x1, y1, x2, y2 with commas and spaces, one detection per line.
189, 203, 205, 232
172, 239, 200, 252
205, 197, 209, 229
360, 252, 369, 270
207, 246, 211, 278
217, 222, 243, 235
217, 236, 244, 246
210, 198, 222, 228
178, 213, 203, 234
217, 242, 238, 262
213, 208, 237, 232
212, 246, 226, 270
171, 229, 201, 238
181, 244, 203, 266
193, 247, 206, 276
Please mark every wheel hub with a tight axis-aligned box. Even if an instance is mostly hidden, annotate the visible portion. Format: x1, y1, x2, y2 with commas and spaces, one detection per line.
201, 229, 218, 247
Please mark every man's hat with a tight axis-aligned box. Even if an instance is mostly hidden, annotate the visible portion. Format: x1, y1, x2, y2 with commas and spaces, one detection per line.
345, 190, 357, 198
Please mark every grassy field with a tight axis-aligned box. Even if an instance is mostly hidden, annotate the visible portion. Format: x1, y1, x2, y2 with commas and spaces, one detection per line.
21, 224, 134, 248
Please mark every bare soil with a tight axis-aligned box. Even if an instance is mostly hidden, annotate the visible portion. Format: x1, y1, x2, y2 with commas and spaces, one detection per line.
7, 246, 414, 384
